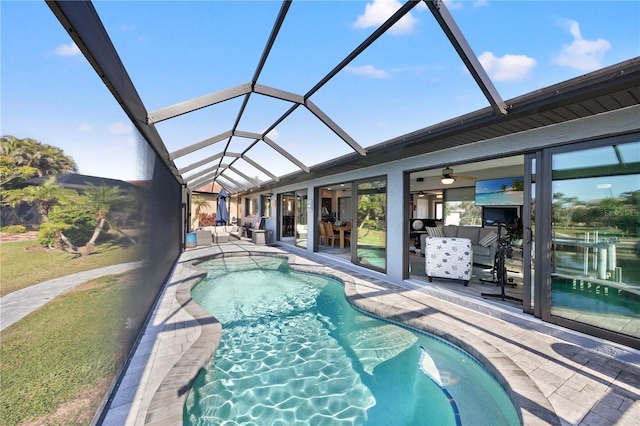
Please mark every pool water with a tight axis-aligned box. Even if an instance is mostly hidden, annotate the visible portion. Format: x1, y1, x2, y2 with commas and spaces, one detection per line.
185, 256, 519, 425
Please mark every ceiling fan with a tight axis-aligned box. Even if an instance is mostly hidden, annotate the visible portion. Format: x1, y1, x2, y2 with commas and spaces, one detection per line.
440, 167, 476, 184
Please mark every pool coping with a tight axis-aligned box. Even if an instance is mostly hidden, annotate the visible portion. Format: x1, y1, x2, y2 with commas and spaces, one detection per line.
142, 245, 558, 425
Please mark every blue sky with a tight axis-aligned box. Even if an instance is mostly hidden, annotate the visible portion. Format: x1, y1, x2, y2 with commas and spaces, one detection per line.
2, 1, 639, 182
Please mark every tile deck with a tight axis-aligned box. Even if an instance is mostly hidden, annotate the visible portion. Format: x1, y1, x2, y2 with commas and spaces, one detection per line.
101, 241, 640, 426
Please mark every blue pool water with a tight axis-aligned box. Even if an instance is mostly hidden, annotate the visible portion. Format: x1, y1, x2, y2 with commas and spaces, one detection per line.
185, 256, 519, 425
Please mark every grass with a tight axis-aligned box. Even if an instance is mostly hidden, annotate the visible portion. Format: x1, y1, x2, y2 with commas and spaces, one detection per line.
0, 235, 144, 297
0, 271, 140, 425
356, 228, 386, 246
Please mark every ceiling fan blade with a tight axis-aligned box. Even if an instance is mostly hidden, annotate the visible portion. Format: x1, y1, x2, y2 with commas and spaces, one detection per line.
453, 174, 476, 180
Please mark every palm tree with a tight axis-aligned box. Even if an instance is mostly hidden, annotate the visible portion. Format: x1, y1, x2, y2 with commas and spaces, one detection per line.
191, 195, 209, 228
2, 176, 75, 222
0, 154, 37, 187
1, 136, 38, 187
0, 136, 77, 187
32, 143, 78, 177
81, 183, 135, 256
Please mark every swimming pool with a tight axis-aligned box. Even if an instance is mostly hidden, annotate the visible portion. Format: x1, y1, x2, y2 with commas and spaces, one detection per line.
185, 256, 520, 425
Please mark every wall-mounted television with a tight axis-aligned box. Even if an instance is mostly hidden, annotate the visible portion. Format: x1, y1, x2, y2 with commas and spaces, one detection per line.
475, 176, 524, 206
482, 206, 519, 227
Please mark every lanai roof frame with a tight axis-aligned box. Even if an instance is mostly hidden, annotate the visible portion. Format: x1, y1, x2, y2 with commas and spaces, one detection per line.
46, 0, 640, 195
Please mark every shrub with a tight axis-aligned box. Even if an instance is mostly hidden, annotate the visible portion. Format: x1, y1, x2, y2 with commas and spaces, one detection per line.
38, 205, 96, 247
37, 222, 72, 248
198, 212, 217, 227
1, 225, 26, 234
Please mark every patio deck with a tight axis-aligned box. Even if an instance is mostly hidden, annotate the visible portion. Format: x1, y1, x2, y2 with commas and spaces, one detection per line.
102, 241, 639, 425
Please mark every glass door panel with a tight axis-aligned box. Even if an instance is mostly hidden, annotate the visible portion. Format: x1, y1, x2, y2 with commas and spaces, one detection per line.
524, 154, 536, 314
355, 178, 387, 272
295, 191, 308, 249
550, 140, 640, 339
281, 193, 295, 240
338, 197, 352, 222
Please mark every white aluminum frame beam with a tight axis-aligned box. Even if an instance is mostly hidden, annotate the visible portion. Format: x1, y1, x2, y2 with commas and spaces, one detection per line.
212, 173, 247, 192
170, 130, 233, 160
228, 166, 262, 187
188, 172, 220, 190
305, 99, 366, 155
233, 130, 262, 140
263, 136, 310, 172
188, 169, 250, 193
254, 84, 305, 104
178, 153, 225, 175
237, 154, 280, 182
183, 165, 220, 183
184, 163, 229, 183
229, 130, 310, 174
214, 175, 244, 193
148, 83, 253, 124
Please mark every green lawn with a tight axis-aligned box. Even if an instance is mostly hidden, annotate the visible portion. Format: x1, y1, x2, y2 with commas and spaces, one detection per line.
0, 271, 139, 425
0, 235, 146, 424
356, 228, 386, 246
1, 236, 143, 297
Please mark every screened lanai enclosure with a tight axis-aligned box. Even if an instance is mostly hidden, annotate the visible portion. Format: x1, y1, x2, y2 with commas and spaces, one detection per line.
45, 1, 638, 194
44, 0, 639, 355
7, 0, 638, 422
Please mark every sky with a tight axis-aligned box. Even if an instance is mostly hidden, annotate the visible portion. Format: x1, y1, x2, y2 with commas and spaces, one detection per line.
2, 0, 639, 183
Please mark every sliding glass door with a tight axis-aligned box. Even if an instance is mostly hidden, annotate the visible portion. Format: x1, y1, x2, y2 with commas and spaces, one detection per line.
354, 177, 387, 272
546, 137, 639, 344
279, 191, 307, 249
295, 190, 308, 249
281, 193, 295, 241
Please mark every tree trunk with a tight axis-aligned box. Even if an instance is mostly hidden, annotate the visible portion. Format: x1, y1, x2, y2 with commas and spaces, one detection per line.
84, 217, 106, 256
114, 227, 137, 245
59, 231, 80, 253
358, 212, 370, 230
37, 204, 50, 223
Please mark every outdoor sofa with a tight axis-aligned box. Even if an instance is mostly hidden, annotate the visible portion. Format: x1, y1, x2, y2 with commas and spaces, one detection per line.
194, 225, 250, 245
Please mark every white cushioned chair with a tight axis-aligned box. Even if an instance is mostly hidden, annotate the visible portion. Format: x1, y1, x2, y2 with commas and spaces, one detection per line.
424, 236, 473, 286
420, 225, 497, 267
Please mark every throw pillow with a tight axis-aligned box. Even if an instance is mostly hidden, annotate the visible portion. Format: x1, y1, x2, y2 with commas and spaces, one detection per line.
478, 231, 498, 247
426, 226, 444, 237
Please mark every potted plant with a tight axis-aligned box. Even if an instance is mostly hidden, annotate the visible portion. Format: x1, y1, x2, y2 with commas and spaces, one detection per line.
507, 217, 524, 246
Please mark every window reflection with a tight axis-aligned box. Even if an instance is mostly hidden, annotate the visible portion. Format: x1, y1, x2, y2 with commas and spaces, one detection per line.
550, 141, 640, 338
295, 191, 308, 249
356, 178, 387, 272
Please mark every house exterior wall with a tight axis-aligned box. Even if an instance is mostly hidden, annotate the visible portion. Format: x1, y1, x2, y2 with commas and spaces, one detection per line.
262, 105, 640, 348
267, 105, 639, 284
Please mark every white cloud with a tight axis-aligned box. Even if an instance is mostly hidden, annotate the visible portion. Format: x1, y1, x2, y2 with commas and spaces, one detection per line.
54, 42, 80, 57
444, 1, 464, 11
442, 1, 487, 11
345, 64, 391, 79
553, 19, 611, 72
478, 52, 537, 82
76, 122, 93, 132
108, 122, 132, 135
353, 0, 418, 36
